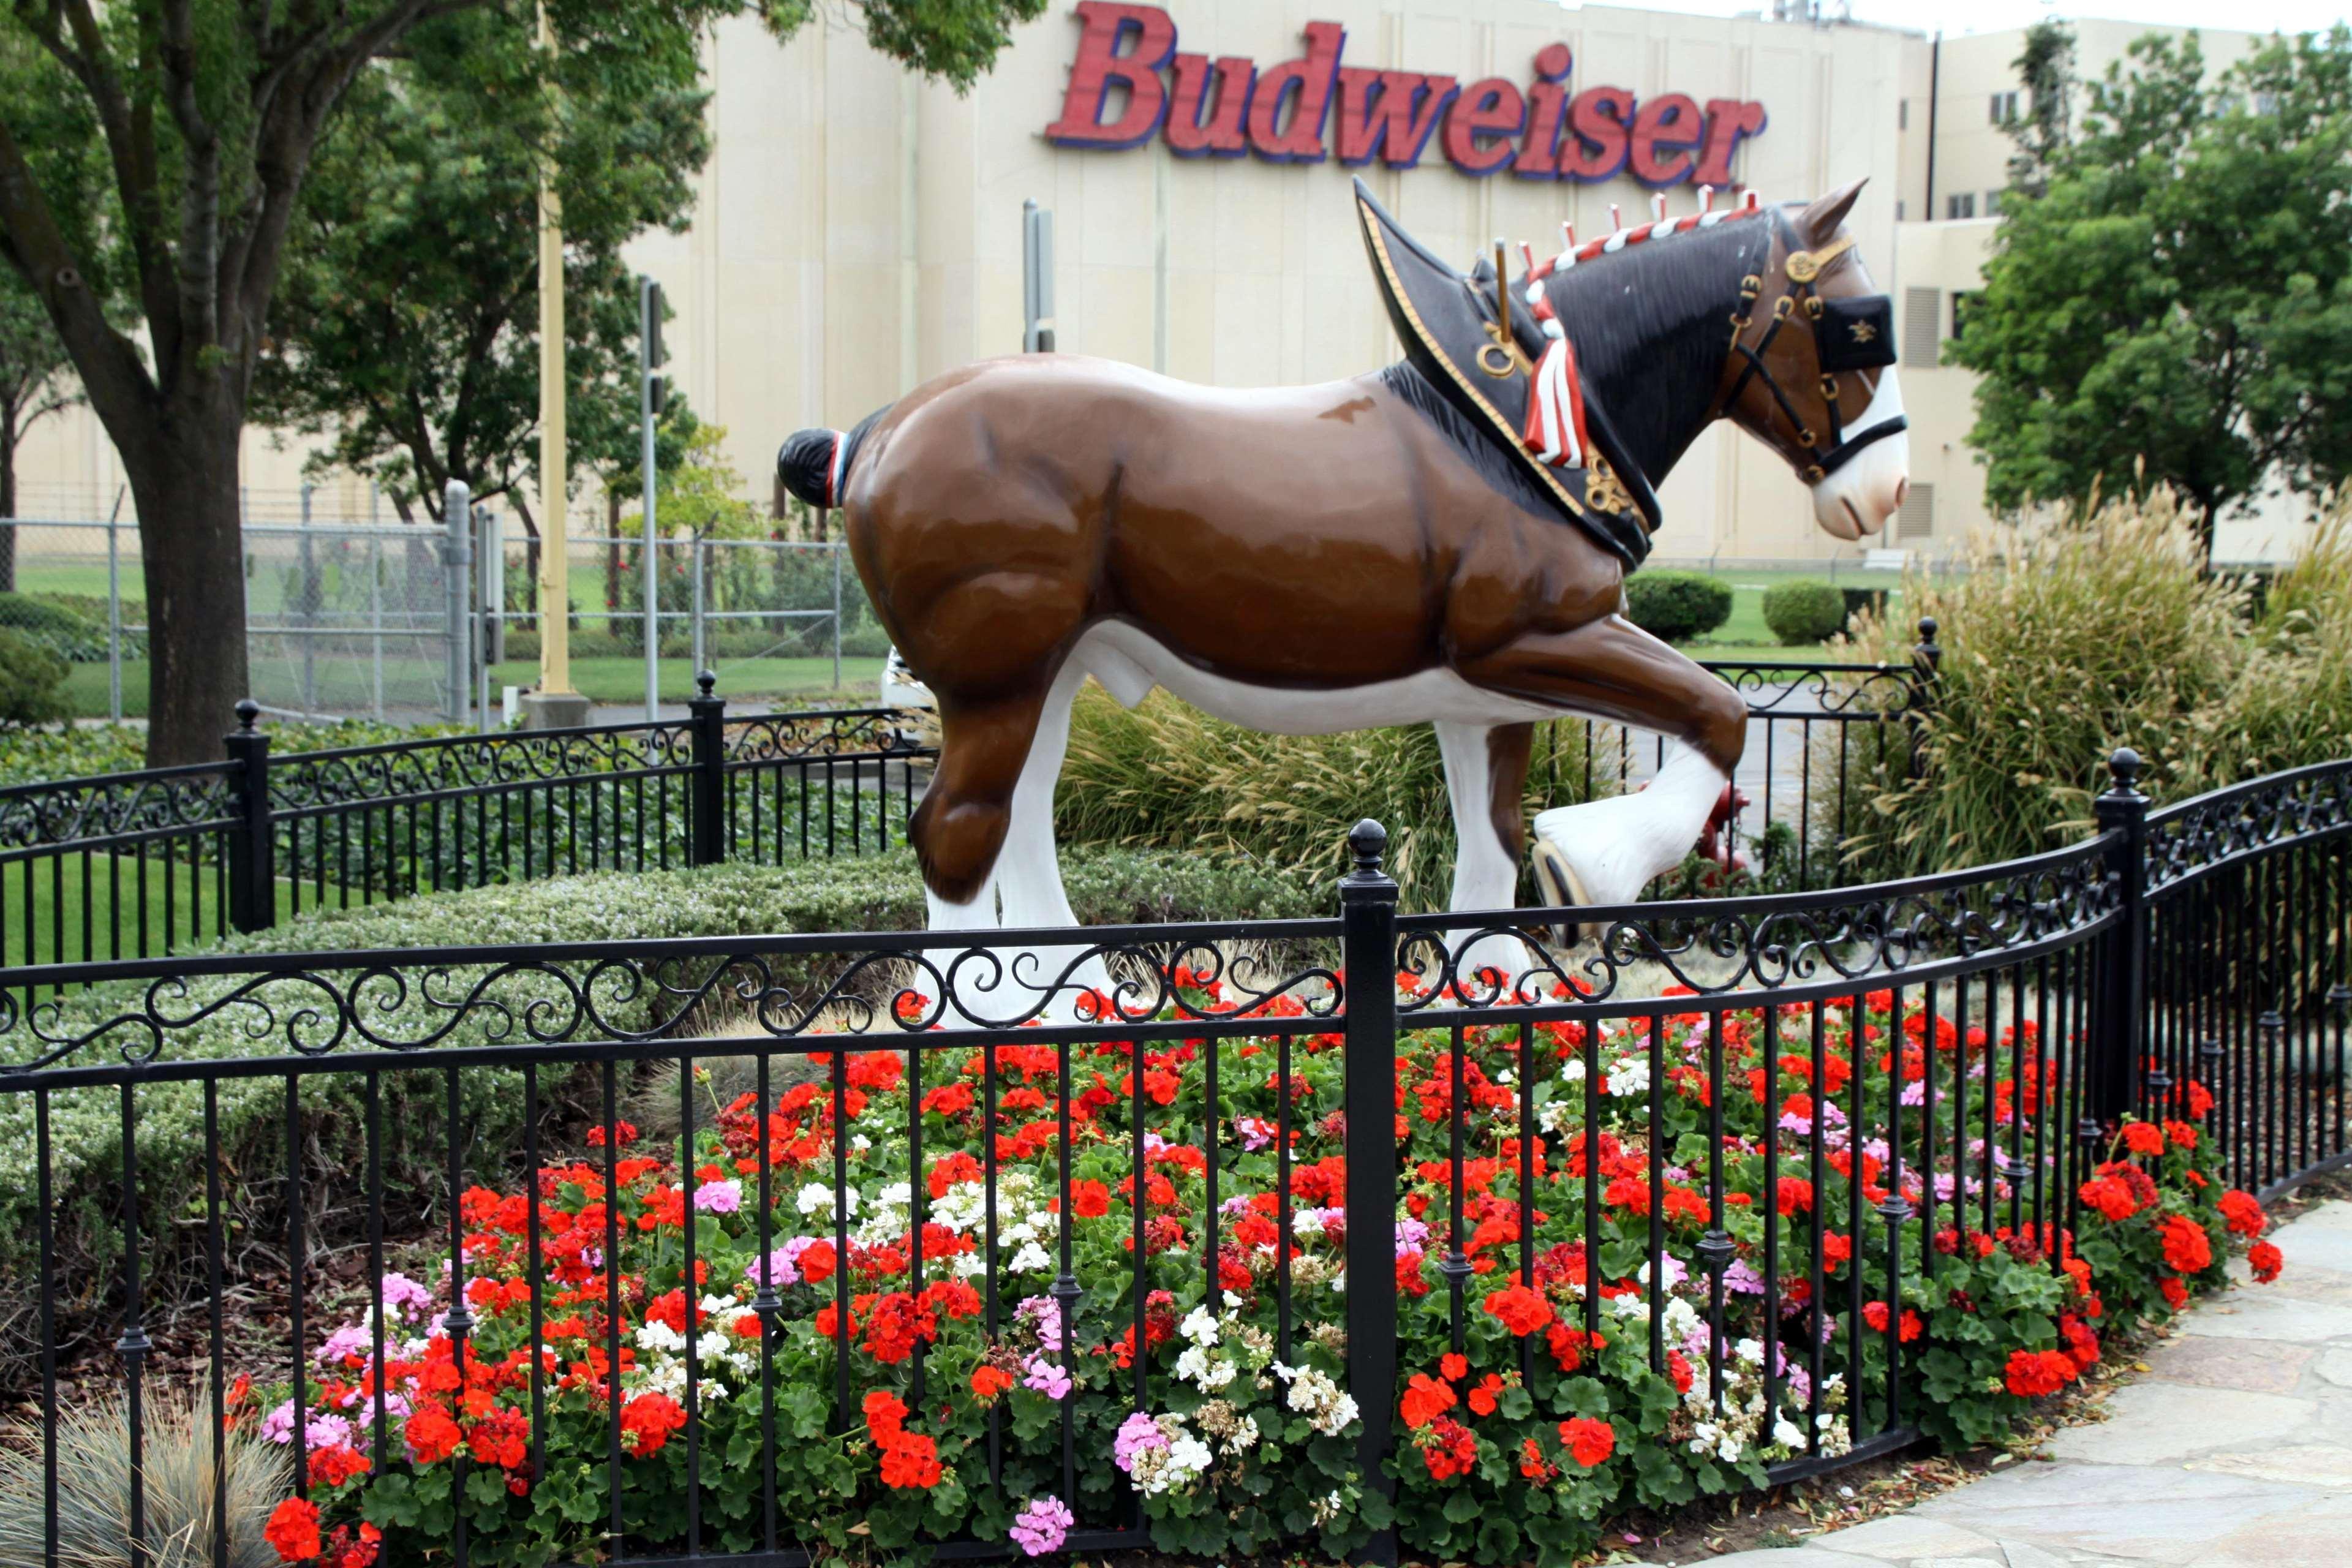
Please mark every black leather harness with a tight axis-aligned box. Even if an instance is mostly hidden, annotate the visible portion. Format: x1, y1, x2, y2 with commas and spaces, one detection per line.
1718, 208, 1907, 482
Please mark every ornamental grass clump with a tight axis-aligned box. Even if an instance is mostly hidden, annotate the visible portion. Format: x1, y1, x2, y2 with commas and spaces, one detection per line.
1853, 489, 2250, 872
1055, 684, 1599, 911
0, 1387, 292, 1567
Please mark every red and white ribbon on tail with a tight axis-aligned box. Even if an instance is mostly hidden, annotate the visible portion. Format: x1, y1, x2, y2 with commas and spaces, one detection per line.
1516, 281, 1589, 470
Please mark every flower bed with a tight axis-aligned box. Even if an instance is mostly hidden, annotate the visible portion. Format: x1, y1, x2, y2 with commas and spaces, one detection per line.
245, 981, 2277, 1567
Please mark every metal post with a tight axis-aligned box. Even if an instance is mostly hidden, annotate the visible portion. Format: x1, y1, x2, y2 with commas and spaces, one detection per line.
477, 507, 498, 734
1022, 200, 1056, 353
2092, 747, 2150, 1128
831, 543, 843, 692
1338, 820, 1398, 1566
688, 671, 726, 865
641, 274, 665, 724
444, 480, 472, 724
369, 529, 384, 723
224, 701, 275, 935
299, 484, 317, 717
690, 536, 706, 680
105, 517, 122, 722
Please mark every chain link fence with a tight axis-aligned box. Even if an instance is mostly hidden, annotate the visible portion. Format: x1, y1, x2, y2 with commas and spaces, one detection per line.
3, 511, 878, 726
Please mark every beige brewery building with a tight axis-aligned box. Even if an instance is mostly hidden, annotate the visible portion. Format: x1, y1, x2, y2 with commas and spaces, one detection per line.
15, 2, 2311, 564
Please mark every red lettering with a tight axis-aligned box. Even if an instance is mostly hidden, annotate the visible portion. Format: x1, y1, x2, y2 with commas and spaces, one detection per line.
1333, 68, 1457, 167
1046, 2, 1178, 149
1693, 98, 1770, 187
1559, 86, 1634, 183
1514, 42, 1574, 179
1165, 53, 1254, 157
1629, 94, 1705, 185
1246, 21, 1346, 162
1443, 78, 1526, 176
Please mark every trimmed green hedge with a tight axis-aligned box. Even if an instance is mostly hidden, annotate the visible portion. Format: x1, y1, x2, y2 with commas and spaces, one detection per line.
1762, 579, 1850, 644
1623, 571, 1733, 644
0, 848, 1320, 1384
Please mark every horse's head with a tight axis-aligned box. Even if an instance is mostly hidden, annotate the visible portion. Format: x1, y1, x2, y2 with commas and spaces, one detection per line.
1717, 181, 1910, 540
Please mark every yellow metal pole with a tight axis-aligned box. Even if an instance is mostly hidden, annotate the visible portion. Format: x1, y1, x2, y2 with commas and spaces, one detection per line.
536, 0, 572, 696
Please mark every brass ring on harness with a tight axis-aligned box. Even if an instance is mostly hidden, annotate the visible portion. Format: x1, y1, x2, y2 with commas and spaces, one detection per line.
1477, 342, 1518, 378
1819, 374, 1841, 401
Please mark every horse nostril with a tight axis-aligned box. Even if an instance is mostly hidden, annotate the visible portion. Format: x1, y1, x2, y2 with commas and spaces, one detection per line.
1893, 478, 1909, 511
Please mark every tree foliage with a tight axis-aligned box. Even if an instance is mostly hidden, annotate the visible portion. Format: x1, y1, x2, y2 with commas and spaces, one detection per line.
2005, 20, 2076, 197
251, 9, 710, 529
0, 0, 1051, 762
1949, 27, 2352, 553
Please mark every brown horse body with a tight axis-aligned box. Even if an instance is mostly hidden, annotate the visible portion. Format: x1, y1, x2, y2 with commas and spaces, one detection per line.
782, 183, 1909, 1003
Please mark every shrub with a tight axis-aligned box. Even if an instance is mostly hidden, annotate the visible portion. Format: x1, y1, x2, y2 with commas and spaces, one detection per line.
1056, 685, 1599, 912
1621, 571, 1733, 644
0, 590, 111, 660
0, 627, 71, 731
1762, 579, 1850, 644
0, 1389, 290, 1568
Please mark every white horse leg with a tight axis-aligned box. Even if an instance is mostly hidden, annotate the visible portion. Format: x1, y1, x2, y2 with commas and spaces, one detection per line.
1529, 741, 1730, 914
1433, 722, 1532, 993
989, 664, 1118, 1021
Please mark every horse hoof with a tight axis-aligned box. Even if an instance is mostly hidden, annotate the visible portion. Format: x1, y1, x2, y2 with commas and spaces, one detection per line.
1529, 839, 1594, 949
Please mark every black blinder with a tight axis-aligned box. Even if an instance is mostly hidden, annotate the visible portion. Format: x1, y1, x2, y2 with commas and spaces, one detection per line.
1818, 293, 1896, 372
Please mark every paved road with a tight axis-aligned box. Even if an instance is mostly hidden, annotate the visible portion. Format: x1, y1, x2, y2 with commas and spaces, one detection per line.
1684, 1199, 2352, 1568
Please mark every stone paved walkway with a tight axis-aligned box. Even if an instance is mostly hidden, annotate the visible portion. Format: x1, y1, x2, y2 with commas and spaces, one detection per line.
1693, 1198, 2352, 1568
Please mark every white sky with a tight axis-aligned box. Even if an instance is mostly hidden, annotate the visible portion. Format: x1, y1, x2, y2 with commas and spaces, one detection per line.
1594, 1, 2350, 36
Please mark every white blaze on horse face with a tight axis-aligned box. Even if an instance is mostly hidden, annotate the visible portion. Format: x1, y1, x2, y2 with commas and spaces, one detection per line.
1808, 363, 1909, 541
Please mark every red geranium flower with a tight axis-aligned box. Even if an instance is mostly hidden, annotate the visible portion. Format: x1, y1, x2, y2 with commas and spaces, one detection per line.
266, 1497, 322, 1562
619, 1391, 689, 1456
1559, 1416, 1615, 1467
1400, 1373, 1456, 1430
2218, 1189, 2266, 1237
880, 1429, 943, 1489
2160, 1213, 2214, 1274
2002, 1348, 2076, 1398
1420, 1416, 1478, 1480
2118, 1121, 2165, 1157
1481, 1283, 1555, 1337
2249, 1239, 2285, 1283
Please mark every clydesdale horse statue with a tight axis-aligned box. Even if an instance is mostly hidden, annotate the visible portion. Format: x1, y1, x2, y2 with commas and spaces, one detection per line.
778, 178, 1909, 1016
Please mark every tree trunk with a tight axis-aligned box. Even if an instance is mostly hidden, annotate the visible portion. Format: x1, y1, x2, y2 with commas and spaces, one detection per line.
120, 396, 250, 765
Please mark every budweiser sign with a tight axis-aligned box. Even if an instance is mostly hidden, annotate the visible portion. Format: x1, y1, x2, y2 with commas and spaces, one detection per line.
1042, 2, 1768, 187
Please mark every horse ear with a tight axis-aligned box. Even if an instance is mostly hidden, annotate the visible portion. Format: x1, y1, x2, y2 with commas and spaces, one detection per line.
1798, 178, 1867, 246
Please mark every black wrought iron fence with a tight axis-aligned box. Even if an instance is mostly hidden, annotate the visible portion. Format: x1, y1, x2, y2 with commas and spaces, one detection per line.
6, 741, 2342, 1567
1, 692, 936, 1000
2, 632, 1940, 998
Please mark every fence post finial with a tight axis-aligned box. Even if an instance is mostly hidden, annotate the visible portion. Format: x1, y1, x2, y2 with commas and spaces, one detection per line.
1338, 818, 1399, 1567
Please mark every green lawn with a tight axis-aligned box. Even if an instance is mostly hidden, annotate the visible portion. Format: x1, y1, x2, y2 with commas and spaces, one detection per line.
2, 852, 322, 968
1675, 567, 1910, 665
488, 655, 886, 708
61, 655, 886, 719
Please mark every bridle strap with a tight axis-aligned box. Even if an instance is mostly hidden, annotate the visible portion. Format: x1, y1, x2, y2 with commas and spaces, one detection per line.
1717, 208, 1905, 481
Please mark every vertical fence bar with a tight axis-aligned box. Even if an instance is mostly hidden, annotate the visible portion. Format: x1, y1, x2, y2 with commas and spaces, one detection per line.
225, 701, 274, 935
1339, 820, 1398, 1567
2092, 748, 2149, 1129
832, 543, 845, 692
